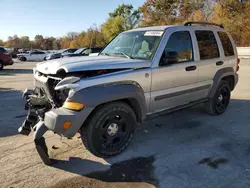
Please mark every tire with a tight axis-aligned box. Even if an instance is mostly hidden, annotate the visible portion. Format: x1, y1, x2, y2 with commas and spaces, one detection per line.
80, 102, 136, 157
20, 56, 26, 61
0, 62, 3, 70
44, 57, 47, 61
205, 80, 231, 115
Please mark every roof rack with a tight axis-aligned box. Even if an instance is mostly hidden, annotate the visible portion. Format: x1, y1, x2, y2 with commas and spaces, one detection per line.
184, 22, 224, 29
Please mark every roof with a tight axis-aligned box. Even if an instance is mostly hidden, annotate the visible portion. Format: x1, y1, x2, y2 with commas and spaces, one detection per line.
125, 25, 174, 32
124, 23, 225, 33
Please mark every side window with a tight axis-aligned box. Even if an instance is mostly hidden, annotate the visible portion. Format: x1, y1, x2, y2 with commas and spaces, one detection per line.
82, 49, 91, 55
92, 48, 102, 53
218, 32, 234, 56
195, 30, 219, 60
160, 31, 193, 66
68, 49, 76, 53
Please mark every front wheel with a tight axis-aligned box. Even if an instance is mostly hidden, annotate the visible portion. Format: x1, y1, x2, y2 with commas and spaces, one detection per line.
20, 56, 27, 61
80, 102, 136, 157
205, 80, 231, 115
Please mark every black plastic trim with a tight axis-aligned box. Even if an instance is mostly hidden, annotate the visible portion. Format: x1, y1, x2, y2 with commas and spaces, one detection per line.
155, 84, 211, 101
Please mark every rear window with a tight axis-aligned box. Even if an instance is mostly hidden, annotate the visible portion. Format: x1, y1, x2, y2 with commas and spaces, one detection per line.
195, 30, 219, 60
218, 32, 235, 56
0, 47, 8, 53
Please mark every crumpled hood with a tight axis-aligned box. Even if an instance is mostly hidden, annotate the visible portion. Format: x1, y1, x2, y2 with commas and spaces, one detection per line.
36, 55, 151, 75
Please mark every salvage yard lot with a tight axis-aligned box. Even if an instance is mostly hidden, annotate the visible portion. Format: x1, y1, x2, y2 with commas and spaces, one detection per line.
1, 60, 250, 188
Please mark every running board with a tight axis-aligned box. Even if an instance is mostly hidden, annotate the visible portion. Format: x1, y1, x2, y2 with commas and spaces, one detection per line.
146, 98, 208, 120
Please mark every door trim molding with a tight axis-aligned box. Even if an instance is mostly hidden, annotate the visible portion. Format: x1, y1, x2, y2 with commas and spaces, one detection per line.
154, 84, 211, 101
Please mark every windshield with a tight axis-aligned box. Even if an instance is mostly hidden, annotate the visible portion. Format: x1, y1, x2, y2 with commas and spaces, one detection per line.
74, 48, 85, 54
101, 31, 163, 60
57, 49, 66, 53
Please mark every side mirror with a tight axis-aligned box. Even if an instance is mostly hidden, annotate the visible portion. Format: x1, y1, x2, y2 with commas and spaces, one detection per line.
160, 51, 178, 66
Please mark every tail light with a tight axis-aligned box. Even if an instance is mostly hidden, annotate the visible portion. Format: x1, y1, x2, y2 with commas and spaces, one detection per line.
236, 58, 240, 72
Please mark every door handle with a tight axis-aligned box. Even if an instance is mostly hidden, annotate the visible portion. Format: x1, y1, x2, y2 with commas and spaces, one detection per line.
216, 61, 224, 66
185, 66, 197, 71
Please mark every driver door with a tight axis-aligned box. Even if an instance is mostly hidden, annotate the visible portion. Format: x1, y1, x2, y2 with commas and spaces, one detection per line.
150, 29, 200, 113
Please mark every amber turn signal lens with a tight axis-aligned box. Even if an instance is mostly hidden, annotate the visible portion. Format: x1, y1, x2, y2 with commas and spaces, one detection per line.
63, 122, 72, 129
62, 101, 84, 111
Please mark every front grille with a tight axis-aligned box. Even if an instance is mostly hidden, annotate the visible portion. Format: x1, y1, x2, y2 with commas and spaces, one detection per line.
34, 72, 68, 107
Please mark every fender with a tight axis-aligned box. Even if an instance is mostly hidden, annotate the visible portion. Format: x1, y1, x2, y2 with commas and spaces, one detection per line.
208, 67, 238, 98
69, 81, 147, 122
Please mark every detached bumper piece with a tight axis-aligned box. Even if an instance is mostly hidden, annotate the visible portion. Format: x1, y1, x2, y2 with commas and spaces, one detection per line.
18, 109, 38, 135
18, 88, 53, 165
33, 121, 52, 166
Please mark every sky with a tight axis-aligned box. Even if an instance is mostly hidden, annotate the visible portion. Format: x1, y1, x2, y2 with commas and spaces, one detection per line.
0, 0, 145, 41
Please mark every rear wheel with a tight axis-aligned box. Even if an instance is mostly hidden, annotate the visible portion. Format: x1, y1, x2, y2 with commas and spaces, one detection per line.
80, 102, 136, 157
205, 80, 231, 115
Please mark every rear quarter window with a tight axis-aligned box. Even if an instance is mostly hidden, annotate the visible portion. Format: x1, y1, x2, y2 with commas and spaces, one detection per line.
218, 32, 235, 56
195, 30, 220, 60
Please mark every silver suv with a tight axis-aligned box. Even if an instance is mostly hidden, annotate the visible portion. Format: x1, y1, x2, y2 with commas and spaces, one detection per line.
19, 22, 239, 165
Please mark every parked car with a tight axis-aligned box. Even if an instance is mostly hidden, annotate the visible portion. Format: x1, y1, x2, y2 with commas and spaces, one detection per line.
62, 47, 102, 58
19, 22, 239, 165
8, 48, 20, 58
0, 46, 14, 70
17, 50, 48, 61
45, 48, 77, 60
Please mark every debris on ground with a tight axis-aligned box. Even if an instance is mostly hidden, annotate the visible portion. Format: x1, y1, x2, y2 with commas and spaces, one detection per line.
52, 145, 59, 150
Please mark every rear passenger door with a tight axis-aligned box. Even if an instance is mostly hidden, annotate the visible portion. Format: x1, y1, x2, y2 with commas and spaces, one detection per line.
194, 30, 222, 98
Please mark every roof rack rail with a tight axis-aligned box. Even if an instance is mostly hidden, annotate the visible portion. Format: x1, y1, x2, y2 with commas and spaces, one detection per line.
184, 22, 224, 29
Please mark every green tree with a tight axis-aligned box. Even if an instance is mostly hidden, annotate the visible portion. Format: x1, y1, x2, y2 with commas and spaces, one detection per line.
5, 35, 21, 48
20, 36, 30, 49
178, 0, 205, 21
101, 16, 125, 41
34, 35, 44, 49
52, 40, 60, 50
140, 0, 178, 26
0, 40, 4, 46
212, 0, 250, 46
102, 4, 141, 41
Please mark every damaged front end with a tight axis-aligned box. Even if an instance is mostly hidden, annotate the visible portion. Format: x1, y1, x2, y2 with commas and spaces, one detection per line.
18, 68, 124, 165
18, 88, 53, 165
18, 69, 74, 165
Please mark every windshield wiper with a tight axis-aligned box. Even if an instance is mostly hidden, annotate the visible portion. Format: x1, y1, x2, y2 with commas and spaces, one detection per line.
113, 52, 133, 59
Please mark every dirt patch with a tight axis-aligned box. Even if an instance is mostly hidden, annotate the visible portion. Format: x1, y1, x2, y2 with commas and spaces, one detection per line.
48, 156, 157, 188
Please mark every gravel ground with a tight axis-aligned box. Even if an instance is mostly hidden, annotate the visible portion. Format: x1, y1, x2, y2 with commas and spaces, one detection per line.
0, 59, 250, 188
